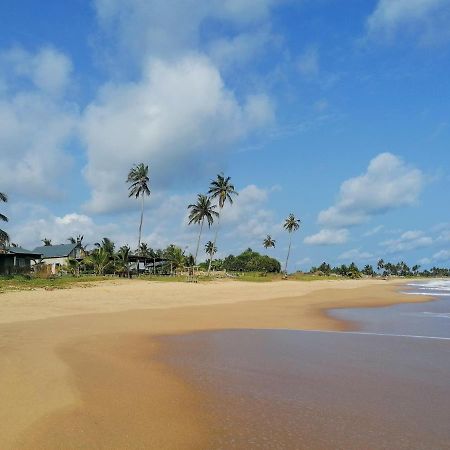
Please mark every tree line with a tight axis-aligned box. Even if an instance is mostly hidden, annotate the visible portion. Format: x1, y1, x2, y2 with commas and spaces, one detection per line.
310, 260, 450, 278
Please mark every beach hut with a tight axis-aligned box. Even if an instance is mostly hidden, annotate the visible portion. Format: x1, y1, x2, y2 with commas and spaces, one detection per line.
0, 247, 42, 275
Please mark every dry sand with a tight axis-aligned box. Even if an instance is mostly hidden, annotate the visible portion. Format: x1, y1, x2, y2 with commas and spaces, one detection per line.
0, 278, 428, 449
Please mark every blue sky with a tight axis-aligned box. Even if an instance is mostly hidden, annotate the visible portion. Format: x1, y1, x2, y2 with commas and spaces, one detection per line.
0, 0, 449, 270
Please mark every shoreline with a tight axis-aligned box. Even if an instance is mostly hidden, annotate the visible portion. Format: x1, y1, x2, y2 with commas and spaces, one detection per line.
0, 279, 437, 448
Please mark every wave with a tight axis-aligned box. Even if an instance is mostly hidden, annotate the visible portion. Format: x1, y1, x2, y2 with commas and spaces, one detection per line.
401, 291, 450, 297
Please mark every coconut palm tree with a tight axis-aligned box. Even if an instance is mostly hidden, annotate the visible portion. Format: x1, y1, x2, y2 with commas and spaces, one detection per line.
68, 235, 84, 245
263, 235, 276, 250
205, 241, 217, 272
41, 238, 52, 246
116, 245, 131, 277
95, 237, 115, 256
0, 192, 9, 246
127, 163, 150, 250
208, 173, 238, 273
283, 213, 301, 276
188, 194, 219, 265
83, 247, 112, 275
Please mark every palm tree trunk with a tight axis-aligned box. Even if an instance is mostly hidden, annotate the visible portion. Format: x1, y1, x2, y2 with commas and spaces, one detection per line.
194, 218, 204, 265
138, 194, 144, 250
208, 210, 222, 275
284, 232, 292, 276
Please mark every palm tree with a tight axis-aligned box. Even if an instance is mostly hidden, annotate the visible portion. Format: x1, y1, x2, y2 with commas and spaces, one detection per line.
95, 237, 115, 256
68, 235, 84, 245
283, 213, 301, 276
116, 245, 131, 277
208, 173, 238, 273
41, 238, 52, 246
377, 259, 385, 273
83, 247, 112, 275
127, 163, 150, 250
205, 241, 217, 272
138, 242, 151, 257
0, 192, 9, 246
263, 235, 276, 250
188, 194, 219, 265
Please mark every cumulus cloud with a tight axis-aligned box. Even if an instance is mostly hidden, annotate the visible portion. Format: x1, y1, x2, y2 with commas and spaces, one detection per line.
304, 228, 349, 246
381, 230, 433, 253
94, 0, 279, 64
367, 0, 450, 43
0, 47, 77, 199
338, 248, 374, 261
318, 153, 424, 227
81, 56, 274, 213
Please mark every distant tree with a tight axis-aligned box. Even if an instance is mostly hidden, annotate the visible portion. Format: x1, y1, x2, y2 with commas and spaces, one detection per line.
116, 245, 131, 277
263, 235, 276, 250
138, 242, 152, 257
283, 213, 301, 275
187, 194, 219, 265
362, 264, 375, 277
205, 241, 217, 272
83, 248, 112, 275
208, 173, 238, 274
41, 238, 52, 246
127, 163, 150, 250
0, 192, 9, 246
164, 245, 186, 274
95, 237, 115, 256
377, 259, 385, 273
68, 234, 84, 245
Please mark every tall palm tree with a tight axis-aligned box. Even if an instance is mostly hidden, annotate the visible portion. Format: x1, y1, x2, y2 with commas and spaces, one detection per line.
95, 237, 115, 256
127, 163, 150, 250
263, 235, 276, 250
0, 192, 9, 246
208, 173, 238, 273
84, 247, 112, 275
188, 194, 219, 265
283, 213, 301, 276
205, 241, 217, 272
68, 235, 84, 245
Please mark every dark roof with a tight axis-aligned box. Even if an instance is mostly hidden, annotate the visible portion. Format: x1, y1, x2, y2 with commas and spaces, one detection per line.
1, 247, 42, 258
32, 243, 78, 258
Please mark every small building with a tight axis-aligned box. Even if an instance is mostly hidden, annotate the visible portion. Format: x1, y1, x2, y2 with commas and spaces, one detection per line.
0, 247, 42, 275
32, 243, 85, 274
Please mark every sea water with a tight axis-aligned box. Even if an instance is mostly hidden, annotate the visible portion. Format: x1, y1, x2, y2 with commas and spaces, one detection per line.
161, 280, 450, 449
330, 279, 450, 338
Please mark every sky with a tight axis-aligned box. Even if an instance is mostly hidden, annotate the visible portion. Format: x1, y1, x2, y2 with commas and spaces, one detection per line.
0, 0, 449, 271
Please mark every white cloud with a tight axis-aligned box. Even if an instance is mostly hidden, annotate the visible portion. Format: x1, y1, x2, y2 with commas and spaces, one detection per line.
297, 46, 319, 77
432, 249, 450, 262
81, 55, 273, 214
318, 153, 424, 227
304, 228, 349, 246
338, 248, 374, 261
0, 47, 77, 199
367, 0, 450, 43
364, 225, 385, 237
381, 230, 433, 253
94, 0, 279, 64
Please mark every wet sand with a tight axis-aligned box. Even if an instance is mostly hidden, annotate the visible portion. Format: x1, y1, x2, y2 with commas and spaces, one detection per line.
0, 279, 436, 448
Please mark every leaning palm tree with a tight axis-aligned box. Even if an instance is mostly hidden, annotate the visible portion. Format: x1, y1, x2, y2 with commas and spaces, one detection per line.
127, 163, 150, 250
263, 235, 276, 250
283, 213, 301, 276
208, 173, 238, 273
205, 241, 217, 273
0, 192, 9, 246
188, 194, 219, 265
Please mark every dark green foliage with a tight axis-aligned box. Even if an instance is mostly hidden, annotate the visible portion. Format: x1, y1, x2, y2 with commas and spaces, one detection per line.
222, 248, 281, 273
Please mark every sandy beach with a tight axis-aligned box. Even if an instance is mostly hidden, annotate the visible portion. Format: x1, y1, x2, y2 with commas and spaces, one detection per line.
0, 278, 434, 449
